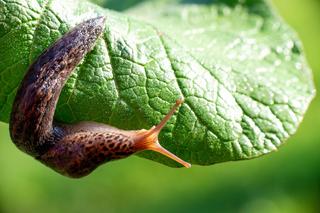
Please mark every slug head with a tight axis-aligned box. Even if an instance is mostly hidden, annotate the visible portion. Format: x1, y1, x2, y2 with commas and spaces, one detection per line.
130, 99, 191, 168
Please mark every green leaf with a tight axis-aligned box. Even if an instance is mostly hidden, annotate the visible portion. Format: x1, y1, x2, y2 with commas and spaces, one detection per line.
0, 0, 315, 166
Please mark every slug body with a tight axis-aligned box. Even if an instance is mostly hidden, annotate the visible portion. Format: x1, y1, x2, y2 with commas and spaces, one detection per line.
9, 17, 190, 178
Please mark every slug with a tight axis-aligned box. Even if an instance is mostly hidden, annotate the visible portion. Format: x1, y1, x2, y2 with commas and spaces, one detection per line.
9, 16, 191, 178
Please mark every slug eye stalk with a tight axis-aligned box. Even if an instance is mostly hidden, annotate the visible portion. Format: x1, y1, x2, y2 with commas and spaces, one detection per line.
132, 99, 191, 168
9, 16, 190, 178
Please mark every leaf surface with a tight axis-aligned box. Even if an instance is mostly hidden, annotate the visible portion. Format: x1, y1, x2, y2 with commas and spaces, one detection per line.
0, 0, 315, 166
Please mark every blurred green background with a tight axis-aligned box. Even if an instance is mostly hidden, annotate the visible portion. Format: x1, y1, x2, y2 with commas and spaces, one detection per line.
0, 0, 319, 212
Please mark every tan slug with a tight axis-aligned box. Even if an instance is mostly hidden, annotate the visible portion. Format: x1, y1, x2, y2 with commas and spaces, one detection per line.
9, 17, 191, 178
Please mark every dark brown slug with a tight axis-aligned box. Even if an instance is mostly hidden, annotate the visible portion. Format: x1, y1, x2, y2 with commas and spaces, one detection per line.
9, 17, 190, 178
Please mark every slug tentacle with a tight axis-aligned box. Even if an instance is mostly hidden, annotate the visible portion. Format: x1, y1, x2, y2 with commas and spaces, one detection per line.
132, 99, 191, 168
9, 17, 190, 178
